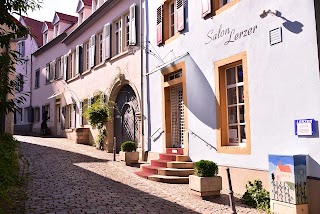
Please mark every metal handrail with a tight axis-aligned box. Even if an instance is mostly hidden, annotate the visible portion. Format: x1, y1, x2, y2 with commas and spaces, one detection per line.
187, 128, 217, 151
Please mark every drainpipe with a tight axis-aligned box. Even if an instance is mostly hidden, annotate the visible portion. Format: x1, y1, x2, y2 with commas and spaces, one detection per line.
140, 0, 145, 160
30, 53, 33, 132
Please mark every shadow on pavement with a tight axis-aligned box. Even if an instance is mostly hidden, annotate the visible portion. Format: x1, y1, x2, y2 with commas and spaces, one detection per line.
20, 141, 199, 214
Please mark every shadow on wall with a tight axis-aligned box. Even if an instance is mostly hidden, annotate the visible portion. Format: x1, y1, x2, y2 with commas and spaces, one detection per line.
186, 55, 218, 130
275, 11, 304, 34
20, 141, 200, 213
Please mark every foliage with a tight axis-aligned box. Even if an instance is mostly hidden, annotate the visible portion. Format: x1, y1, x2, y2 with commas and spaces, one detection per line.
0, 0, 42, 133
241, 180, 270, 212
0, 133, 26, 212
194, 160, 218, 177
83, 92, 113, 150
121, 141, 137, 152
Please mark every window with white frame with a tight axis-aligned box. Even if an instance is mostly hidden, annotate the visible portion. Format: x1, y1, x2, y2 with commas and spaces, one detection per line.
125, 14, 130, 47
35, 69, 40, 88
17, 41, 25, 58
68, 52, 74, 79
85, 42, 90, 71
115, 19, 122, 55
34, 107, 40, 122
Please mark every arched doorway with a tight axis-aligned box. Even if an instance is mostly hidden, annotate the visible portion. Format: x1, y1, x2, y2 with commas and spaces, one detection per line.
114, 85, 139, 152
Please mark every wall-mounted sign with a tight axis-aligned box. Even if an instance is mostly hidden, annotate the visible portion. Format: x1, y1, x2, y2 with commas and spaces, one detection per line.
205, 24, 258, 46
294, 119, 315, 136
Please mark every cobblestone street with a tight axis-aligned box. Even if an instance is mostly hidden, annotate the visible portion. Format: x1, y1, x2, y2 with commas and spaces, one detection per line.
16, 135, 263, 214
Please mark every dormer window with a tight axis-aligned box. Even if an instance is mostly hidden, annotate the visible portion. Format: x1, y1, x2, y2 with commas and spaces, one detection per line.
92, 0, 99, 12
55, 25, 59, 37
80, 12, 84, 24
44, 32, 48, 44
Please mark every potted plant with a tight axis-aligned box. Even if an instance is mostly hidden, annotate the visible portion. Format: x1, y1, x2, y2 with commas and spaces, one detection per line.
189, 160, 222, 197
119, 141, 139, 165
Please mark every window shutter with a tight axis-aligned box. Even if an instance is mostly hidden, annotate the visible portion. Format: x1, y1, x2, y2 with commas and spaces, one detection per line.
90, 35, 96, 68
76, 45, 80, 75
52, 60, 56, 80
63, 55, 68, 81
61, 106, 66, 130
129, 3, 137, 46
79, 101, 83, 126
156, 5, 163, 45
201, 0, 211, 17
60, 56, 64, 78
176, 0, 185, 32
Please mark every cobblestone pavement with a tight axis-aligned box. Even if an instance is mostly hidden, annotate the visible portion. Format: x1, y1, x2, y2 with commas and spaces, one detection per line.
16, 135, 264, 214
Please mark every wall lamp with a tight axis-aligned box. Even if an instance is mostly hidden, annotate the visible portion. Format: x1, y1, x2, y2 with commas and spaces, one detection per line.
260, 9, 278, 18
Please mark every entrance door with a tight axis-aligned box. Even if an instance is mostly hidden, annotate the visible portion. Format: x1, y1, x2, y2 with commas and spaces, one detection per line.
171, 85, 185, 148
56, 104, 61, 135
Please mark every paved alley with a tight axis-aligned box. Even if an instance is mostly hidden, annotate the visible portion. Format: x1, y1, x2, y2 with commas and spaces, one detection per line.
16, 135, 263, 214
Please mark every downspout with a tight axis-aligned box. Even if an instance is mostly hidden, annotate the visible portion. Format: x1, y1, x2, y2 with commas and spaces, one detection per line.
30, 53, 33, 131
140, 0, 145, 160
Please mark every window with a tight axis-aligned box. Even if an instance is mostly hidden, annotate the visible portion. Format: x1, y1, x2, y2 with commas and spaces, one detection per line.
17, 41, 25, 57
98, 32, 103, 64
24, 107, 29, 123
55, 58, 61, 79
115, 19, 122, 55
80, 12, 84, 24
35, 69, 40, 88
55, 25, 59, 37
220, 0, 231, 7
169, 1, 176, 37
201, 0, 238, 18
44, 32, 48, 45
68, 52, 75, 79
46, 63, 50, 83
18, 108, 23, 122
44, 104, 50, 122
16, 73, 24, 92
157, 0, 184, 45
84, 42, 90, 71
215, 52, 250, 154
34, 107, 40, 122
125, 14, 130, 47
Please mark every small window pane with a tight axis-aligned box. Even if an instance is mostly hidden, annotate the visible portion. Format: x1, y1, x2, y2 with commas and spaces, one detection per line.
240, 125, 246, 143
228, 106, 237, 124
238, 86, 244, 103
227, 87, 237, 105
228, 126, 238, 143
239, 105, 245, 123
226, 67, 236, 85
237, 65, 243, 83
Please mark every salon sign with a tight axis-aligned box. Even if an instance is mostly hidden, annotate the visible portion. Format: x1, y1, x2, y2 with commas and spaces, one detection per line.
205, 24, 258, 46
294, 119, 315, 136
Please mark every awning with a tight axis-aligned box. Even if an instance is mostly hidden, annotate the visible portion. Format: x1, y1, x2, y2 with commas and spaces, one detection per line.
47, 91, 62, 99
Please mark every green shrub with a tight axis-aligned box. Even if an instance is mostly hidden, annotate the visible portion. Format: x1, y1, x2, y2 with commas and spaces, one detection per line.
194, 160, 218, 177
241, 180, 270, 212
121, 141, 137, 152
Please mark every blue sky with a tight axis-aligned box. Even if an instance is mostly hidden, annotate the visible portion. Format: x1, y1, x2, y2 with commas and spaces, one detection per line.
24, 0, 78, 22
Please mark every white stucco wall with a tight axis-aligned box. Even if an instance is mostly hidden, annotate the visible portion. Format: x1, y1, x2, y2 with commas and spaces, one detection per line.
145, 0, 320, 177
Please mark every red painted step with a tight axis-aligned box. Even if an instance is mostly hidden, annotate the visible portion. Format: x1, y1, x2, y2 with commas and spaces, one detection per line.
159, 153, 177, 161
166, 148, 184, 155
141, 165, 161, 174
151, 159, 170, 168
134, 171, 153, 179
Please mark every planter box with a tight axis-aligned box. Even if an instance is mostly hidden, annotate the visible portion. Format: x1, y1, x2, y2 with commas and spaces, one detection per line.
189, 175, 222, 197
119, 151, 139, 164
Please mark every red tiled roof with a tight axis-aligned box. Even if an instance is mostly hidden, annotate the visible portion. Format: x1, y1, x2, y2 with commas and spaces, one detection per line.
56, 12, 78, 24
82, 0, 92, 6
21, 16, 43, 47
278, 165, 292, 173
45, 21, 54, 29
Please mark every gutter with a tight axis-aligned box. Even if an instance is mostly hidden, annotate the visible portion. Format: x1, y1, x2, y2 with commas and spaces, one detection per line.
140, 0, 145, 160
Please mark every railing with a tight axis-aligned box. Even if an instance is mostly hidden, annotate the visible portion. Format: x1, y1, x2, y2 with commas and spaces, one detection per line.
149, 127, 164, 142
187, 128, 217, 151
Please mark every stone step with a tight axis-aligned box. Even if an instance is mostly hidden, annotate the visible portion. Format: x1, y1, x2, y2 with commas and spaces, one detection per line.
141, 164, 161, 174
148, 175, 189, 184
134, 171, 154, 179
151, 159, 170, 168
166, 148, 184, 155
159, 153, 189, 162
167, 161, 194, 169
158, 168, 194, 177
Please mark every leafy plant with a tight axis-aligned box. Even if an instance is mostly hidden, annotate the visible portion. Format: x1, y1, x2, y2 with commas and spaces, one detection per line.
121, 141, 137, 152
241, 180, 270, 212
83, 92, 111, 150
194, 160, 218, 177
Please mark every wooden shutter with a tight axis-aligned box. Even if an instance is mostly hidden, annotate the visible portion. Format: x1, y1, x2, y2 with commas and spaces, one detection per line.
79, 45, 83, 74
79, 101, 83, 126
46, 63, 50, 82
176, 0, 185, 31
89, 35, 96, 68
201, 0, 211, 17
157, 5, 163, 45
63, 55, 68, 81
76, 45, 80, 75
105, 23, 111, 60
129, 3, 136, 46
53, 60, 56, 80
60, 56, 64, 78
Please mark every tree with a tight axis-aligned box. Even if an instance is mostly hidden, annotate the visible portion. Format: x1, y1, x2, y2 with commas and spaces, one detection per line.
0, 0, 42, 133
